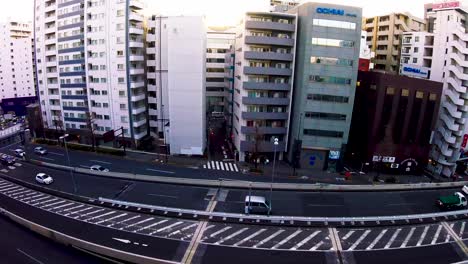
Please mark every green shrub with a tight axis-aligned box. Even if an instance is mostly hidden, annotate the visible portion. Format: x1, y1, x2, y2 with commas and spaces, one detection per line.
66, 143, 93, 152
34, 138, 58, 145
97, 147, 125, 156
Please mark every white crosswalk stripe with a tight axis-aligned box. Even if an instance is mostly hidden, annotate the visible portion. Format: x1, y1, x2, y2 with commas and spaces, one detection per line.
202, 161, 240, 172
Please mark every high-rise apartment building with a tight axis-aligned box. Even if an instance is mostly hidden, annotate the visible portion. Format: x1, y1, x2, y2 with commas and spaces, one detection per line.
285, 3, 362, 171
232, 12, 297, 162
146, 16, 207, 155
0, 21, 35, 100
34, 0, 147, 145
363, 12, 425, 73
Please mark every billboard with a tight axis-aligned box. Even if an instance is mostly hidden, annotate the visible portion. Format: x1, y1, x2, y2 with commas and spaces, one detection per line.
400, 64, 430, 79
433, 1, 460, 10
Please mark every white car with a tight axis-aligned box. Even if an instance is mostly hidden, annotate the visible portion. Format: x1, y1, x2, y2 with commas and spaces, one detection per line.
90, 165, 109, 172
35, 173, 53, 185
34, 147, 48, 155
14, 149, 25, 157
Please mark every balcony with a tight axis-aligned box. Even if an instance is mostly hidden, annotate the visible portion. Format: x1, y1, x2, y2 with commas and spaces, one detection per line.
63, 106, 88, 112
438, 126, 456, 144
134, 130, 147, 140
243, 81, 290, 91
131, 93, 146, 102
129, 40, 144, 48
64, 117, 86, 123
241, 126, 287, 135
440, 112, 460, 131
147, 84, 156, 92
147, 47, 156, 54
46, 60, 57, 67
240, 140, 286, 152
443, 101, 462, 119
147, 60, 156, 67
241, 112, 288, 120
149, 109, 158, 115
129, 55, 144, 61
243, 66, 292, 76
244, 51, 293, 61
129, 0, 144, 9
245, 36, 294, 47
245, 20, 295, 32
129, 68, 145, 75
445, 88, 464, 106
45, 15, 56, 24
129, 26, 144, 35
132, 105, 146, 115
45, 26, 55, 34
242, 97, 289, 105
45, 37, 56, 45
130, 81, 144, 89
61, 83, 86, 88
49, 104, 61, 110
129, 12, 144, 22
133, 118, 147, 127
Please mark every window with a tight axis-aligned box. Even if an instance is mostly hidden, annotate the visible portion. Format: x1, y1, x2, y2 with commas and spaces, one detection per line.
307, 94, 349, 103
305, 112, 346, 121
303, 129, 344, 138
117, 50, 124, 56
413, 58, 417, 63
120, 104, 126, 110
415, 36, 420, 42
309, 75, 351, 85
121, 116, 128, 123
103, 103, 109, 108
118, 77, 125, 83
116, 10, 124, 16
312, 37, 354, 47
310, 56, 353, 66
312, 19, 356, 30
414, 47, 419, 53
429, 93, 437, 101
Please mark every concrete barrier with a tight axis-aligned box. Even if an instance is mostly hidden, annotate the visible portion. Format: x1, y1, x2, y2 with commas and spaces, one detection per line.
29, 159, 468, 192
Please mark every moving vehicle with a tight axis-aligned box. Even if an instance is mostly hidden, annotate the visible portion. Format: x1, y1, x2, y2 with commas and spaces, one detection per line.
35, 173, 53, 185
0, 154, 16, 165
436, 186, 468, 210
245, 195, 271, 215
90, 165, 109, 172
14, 149, 25, 157
34, 147, 48, 155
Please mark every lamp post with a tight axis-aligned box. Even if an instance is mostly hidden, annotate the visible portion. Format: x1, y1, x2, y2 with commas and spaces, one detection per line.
60, 134, 76, 193
269, 138, 279, 214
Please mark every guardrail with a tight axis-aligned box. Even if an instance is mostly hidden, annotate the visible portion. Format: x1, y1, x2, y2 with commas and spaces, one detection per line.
29, 159, 468, 192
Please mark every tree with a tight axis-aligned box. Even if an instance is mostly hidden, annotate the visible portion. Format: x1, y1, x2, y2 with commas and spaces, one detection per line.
249, 125, 265, 170
85, 111, 97, 151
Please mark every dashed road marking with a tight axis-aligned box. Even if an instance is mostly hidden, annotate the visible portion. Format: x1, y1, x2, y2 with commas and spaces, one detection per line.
90, 159, 111, 165
233, 229, 267, 247
107, 215, 140, 227
310, 241, 324, 251
348, 230, 371, 250
291, 231, 321, 250
85, 211, 116, 222
253, 230, 284, 248
459, 222, 466, 238
342, 231, 354, 240
208, 226, 232, 239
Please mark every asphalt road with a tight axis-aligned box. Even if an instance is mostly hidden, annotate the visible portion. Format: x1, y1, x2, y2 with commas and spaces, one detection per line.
2, 160, 462, 217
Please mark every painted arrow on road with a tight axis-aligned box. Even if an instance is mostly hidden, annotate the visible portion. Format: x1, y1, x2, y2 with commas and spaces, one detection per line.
112, 238, 148, 247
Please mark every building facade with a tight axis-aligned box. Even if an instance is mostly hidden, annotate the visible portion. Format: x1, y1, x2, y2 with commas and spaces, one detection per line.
399, 31, 434, 79
347, 71, 442, 174
286, 3, 362, 171
0, 21, 35, 100
363, 12, 425, 73
359, 30, 374, 71
34, 0, 147, 145
232, 12, 297, 162
146, 16, 207, 155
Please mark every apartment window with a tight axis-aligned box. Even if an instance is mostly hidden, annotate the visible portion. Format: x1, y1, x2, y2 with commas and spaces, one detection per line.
304, 112, 347, 121
117, 50, 124, 56
412, 58, 417, 63
103, 103, 109, 108
310, 56, 353, 66
116, 23, 124, 30
303, 129, 344, 138
415, 36, 420, 42
401, 89, 409, 97
307, 94, 349, 103
117, 64, 124, 70
118, 77, 125, 83
309, 75, 351, 85
312, 19, 356, 30
121, 116, 128, 123
429, 93, 437, 101
104, 115, 110, 120
414, 47, 419, 53
116, 10, 124, 16
119, 91, 126, 97
120, 104, 126, 110
312, 37, 354, 47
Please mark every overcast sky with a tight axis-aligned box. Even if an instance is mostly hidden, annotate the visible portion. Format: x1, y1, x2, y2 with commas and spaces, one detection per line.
2, 0, 463, 26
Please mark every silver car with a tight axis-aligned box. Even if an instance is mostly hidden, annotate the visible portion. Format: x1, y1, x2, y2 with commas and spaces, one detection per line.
90, 165, 109, 172
34, 147, 48, 155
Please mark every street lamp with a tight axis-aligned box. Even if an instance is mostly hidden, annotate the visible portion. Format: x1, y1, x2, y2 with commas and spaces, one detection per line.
60, 134, 76, 193
269, 137, 279, 214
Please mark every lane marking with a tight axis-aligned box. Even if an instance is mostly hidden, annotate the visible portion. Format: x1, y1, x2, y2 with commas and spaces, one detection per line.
17, 248, 44, 264
95, 213, 128, 225
271, 230, 302, 249
384, 228, 401, 249
307, 204, 343, 207
459, 222, 466, 238
253, 230, 284, 248
206, 163, 211, 169
120, 217, 154, 230
291, 231, 321, 250
219, 162, 225, 171
49, 152, 65, 156
90, 159, 111, 164
52, 202, 75, 210
64, 207, 95, 217
61, 204, 84, 212
208, 226, 232, 238
31, 198, 58, 206
147, 194, 178, 199
348, 230, 371, 250
76, 209, 106, 218
442, 221, 468, 257
366, 229, 387, 250
342, 231, 355, 240
136, 219, 169, 233
233, 164, 239, 172
41, 200, 67, 209
152, 221, 184, 235
85, 211, 116, 222
416, 226, 430, 246
107, 215, 141, 227
8, 190, 32, 197
329, 228, 343, 252
25, 196, 50, 204
233, 229, 266, 247
431, 225, 443, 245
310, 241, 324, 251
21, 193, 46, 201
215, 228, 249, 245
146, 168, 175, 174
0, 186, 21, 192
168, 223, 199, 237
228, 163, 234, 171
401, 227, 416, 248
5, 187, 24, 194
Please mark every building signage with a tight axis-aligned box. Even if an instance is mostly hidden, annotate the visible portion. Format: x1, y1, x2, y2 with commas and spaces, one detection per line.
316, 7, 357, 17
329, 150, 340, 160
372, 156, 396, 163
463, 134, 468, 148
401, 64, 429, 79
433, 1, 460, 10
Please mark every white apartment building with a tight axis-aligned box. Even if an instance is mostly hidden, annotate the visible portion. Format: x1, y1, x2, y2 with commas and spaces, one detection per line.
34, 0, 147, 145
206, 27, 235, 116
232, 12, 297, 162
0, 21, 35, 100
399, 31, 434, 79
146, 16, 206, 155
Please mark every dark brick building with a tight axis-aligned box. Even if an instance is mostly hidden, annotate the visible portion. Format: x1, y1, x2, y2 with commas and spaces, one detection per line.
346, 71, 442, 174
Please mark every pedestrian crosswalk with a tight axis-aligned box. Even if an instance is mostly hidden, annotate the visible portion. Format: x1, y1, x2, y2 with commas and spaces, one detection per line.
0, 162, 22, 173
203, 161, 239, 172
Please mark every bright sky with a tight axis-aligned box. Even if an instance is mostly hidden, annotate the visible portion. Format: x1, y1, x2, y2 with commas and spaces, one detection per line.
3, 0, 467, 26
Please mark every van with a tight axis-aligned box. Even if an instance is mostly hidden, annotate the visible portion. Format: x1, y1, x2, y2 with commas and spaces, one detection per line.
245, 195, 271, 215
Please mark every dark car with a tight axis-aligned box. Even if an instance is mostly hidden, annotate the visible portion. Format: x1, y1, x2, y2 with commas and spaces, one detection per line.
0, 154, 16, 165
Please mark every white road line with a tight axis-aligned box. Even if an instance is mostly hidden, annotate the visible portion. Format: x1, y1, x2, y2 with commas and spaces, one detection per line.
272, 230, 302, 249
348, 230, 371, 250
85, 211, 116, 222
445, 234, 451, 243
215, 161, 220, 170
121, 217, 154, 230
207, 163, 211, 169
233, 229, 267, 247
366, 229, 388, 250
219, 162, 225, 171
136, 219, 169, 232
233, 164, 239, 172
0, 182, 12, 188
5, 187, 24, 194
209, 226, 232, 238
459, 222, 466, 238
41, 200, 67, 209
77, 209, 105, 218
432, 225, 443, 245
310, 241, 324, 251
168, 223, 199, 237
64, 207, 95, 216
342, 231, 355, 240
416, 226, 430, 246
95, 213, 128, 225
61, 204, 84, 212
8, 190, 31, 197
31, 198, 58, 206
203, 165, 206, 169
151, 221, 184, 235
401, 227, 416, 248
49, 152, 65, 156
146, 168, 175, 174
0, 186, 21, 192
24, 196, 50, 204
291, 231, 321, 250
108, 215, 141, 227
227, 163, 233, 171
52, 202, 75, 210
211, 161, 215, 169
215, 228, 249, 245
38, 157, 54, 161
17, 248, 44, 264
90, 159, 111, 165
384, 228, 402, 249
253, 230, 284, 248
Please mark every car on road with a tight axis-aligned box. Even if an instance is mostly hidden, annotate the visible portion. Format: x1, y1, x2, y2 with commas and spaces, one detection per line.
0, 154, 16, 165
436, 186, 468, 210
14, 149, 25, 158
35, 173, 53, 185
245, 195, 271, 215
34, 147, 48, 155
90, 165, 109, 172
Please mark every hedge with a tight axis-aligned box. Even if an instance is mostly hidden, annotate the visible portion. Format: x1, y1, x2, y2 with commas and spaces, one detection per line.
96, 147, 125, 156
34, 138, 58, 146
